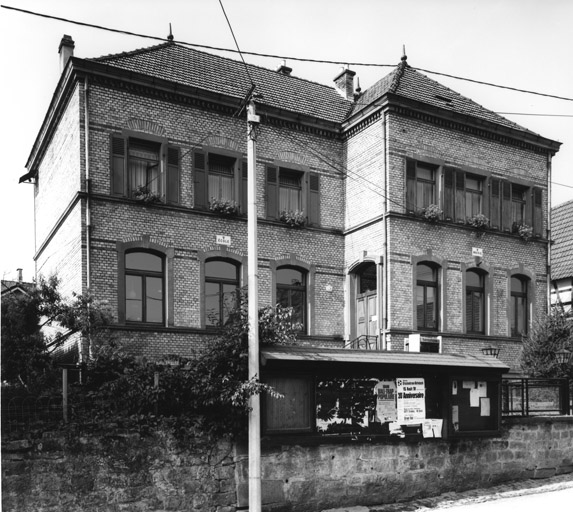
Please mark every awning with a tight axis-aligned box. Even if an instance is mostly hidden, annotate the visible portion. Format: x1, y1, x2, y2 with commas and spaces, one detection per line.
261, 346, 509, 373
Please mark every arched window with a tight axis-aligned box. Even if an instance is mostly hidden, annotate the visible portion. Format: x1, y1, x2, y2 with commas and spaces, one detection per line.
205, 259, 240, 327
125, 251, 164, 323
510, 276, 528, 337
277, 267, 307, 331
417, 263, 438, 331
466, 269, 485, 334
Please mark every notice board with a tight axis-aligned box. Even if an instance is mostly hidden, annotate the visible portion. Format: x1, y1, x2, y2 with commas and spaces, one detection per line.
449, 377, 500, 434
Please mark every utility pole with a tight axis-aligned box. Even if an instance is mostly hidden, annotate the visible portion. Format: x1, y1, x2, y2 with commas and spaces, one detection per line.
247, 97, 261, 512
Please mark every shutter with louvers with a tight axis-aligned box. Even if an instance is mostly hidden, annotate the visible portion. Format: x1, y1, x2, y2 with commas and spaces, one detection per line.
455, 170, 465, 222
241, 159, 248, 214
490, 178, 501, 230
166, 146, 180, 204
193, 150, 207, 209
266, 166, 278, 219
443, 167, 454, 221
533, 187, 543, 237
525, 187, 533, 228
501, 181, 512, 232
406, 160, 416, 213
111, 135, 126, 196
308, 172, 320, 226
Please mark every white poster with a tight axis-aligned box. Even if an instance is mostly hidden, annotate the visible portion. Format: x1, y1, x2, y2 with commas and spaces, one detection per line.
374, 380, 397, 422
396, 378, 426, 423
422, 419, 443, 438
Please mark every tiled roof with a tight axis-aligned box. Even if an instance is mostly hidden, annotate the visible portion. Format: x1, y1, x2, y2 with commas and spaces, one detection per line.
351, 60, 537, 134
92, 42, 353, 124
551, 199, 573, 280
92, 43, 538, 136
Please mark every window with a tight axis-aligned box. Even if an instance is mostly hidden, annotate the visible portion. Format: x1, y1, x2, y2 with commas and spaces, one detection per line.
443, 168, 484, 222
125, 251, 164, 324
510, 184, 527, 229
277, 267, 307, 332
111, 135, 180, 203
466, 270, 485, 334
266, 165, 320, 226
205, 260, 240, 327
416, 263, 438, 331
510, 276, 528, 337
406, 160, 436, 213
193, 150, 246, 211
491, 180, 541, 233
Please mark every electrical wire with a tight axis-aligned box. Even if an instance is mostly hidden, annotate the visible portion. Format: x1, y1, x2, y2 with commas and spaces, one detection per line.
2, 4, 572, 103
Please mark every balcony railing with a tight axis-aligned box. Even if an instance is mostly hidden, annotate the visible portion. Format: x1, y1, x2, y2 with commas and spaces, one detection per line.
344, 335, 379, 350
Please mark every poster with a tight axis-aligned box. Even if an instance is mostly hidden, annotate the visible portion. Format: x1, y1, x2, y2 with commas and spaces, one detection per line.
396, 378, 426, 423
480, 397, 491, 417
374, 380, 397, 422
422, 419, 443, 438
452, 405, 459, 431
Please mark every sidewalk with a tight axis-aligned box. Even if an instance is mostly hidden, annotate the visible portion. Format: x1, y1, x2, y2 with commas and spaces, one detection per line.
323, 473, 573, 512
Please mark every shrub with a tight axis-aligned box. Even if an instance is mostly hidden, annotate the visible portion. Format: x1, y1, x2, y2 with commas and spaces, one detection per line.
209, 198, 240, 216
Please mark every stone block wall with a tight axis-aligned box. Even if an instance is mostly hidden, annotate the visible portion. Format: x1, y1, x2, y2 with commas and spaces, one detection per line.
3, 417, 572, 512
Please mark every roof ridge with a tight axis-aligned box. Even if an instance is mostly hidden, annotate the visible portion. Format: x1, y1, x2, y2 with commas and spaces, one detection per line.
552, 198, 573, 210
92, 42, 353, 100
389, 58, 408, 93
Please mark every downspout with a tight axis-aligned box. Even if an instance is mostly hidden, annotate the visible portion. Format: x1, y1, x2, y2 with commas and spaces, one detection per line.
382, 112, 389, 349
546, 152, 552, 313
84, 76, 92, 364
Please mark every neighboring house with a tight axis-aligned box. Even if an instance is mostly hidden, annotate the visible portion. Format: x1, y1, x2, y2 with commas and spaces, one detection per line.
22, 35, 561, 437
551, 199, 573, 311
1, 269, 35, 299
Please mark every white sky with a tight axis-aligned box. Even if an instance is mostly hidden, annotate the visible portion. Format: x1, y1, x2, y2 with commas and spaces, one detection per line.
1, 0, 572, 283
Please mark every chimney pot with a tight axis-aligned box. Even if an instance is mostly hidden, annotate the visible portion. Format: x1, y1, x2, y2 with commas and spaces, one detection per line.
276, 59, 292, 76
17, 268, 22, 283
59, 34, 75, 73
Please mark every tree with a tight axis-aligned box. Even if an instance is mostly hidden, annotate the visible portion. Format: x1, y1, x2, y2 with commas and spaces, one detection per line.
1, 275, 112, 393
520, 308, 573, 379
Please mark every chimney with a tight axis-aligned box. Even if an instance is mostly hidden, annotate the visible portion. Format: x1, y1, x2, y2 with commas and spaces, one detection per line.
276, 60, 292, 76
333, 65, 356, 100
59, 35, 75, 73
17, 268, 22, 283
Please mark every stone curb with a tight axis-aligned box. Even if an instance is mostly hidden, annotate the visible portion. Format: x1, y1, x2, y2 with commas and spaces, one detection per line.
321, 473, 573, 512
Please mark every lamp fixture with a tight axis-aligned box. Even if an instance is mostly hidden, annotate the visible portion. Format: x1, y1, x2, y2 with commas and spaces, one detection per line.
555, 348, 572, 366
481, 345, 501, 358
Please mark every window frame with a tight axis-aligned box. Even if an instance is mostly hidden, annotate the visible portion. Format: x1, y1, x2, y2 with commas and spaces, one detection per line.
406, 160, 437, 214
204, 259, 241, 329
507, 269, 535, 338
276, 266, 308, 333
116, 238, 175, 327
416, 263, 439, 332
465, 269, 486, 334
266, 163, 320, 226
193, 149, 246, 213
110, 133, 180, 204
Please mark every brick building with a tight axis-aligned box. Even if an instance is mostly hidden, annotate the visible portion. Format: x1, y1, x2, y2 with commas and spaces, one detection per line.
22, 36, 561, 432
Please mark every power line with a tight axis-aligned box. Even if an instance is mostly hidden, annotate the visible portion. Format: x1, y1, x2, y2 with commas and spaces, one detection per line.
2, 4, 572, 103
496, 113, 573, 118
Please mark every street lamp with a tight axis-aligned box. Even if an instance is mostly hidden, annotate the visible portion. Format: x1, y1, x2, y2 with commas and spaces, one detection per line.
481, 345, 501, 358
556, 348, 572, 366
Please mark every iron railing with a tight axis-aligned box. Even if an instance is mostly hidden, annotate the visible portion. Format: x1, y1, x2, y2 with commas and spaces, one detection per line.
502, 378, 570, 417
344, 335, 379, 350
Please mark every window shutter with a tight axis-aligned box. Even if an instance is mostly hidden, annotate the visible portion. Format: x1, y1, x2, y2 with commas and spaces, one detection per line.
406, 160, 416, 213
455, 170, 465, 222
266, 166, 278, 219
533, 187, 543, 237
308, 172, 320, 226
241, 159, 248, 214
524, 187, 533, 227
111, 135, 126, 196
501, 181, 512, 232
443, 167, 454, 221
490, 178, 501, 229
166, 146, 180, 204
193, 150, 207, 209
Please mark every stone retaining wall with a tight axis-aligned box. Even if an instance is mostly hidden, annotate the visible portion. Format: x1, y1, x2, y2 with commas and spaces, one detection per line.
2, 417, 573, 512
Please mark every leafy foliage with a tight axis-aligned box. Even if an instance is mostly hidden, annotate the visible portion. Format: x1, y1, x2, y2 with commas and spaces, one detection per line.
1, 275, 112, 393
421, 204, 442, 223
72, 291, 296, 439
520, 308, 573, 379
280, 210, 306, 228
209, 197, 240, 216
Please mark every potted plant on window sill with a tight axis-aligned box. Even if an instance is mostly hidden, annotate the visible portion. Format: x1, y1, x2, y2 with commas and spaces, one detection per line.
209, 198, 240, 216
280, 210, 306, 228
421, 204, 442, 224
467, 213, 489, 237
515, 223, 533, 242
133, 185, 162, 204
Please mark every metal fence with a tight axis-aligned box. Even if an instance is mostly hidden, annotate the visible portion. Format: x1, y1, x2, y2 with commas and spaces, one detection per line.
502, 378, 570, 417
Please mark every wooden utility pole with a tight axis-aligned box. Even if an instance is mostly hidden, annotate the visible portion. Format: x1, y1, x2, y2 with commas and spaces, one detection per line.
247, 98, 261, 512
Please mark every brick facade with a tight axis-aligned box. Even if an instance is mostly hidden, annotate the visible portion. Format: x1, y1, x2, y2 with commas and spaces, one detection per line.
27, 41, 560, 371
